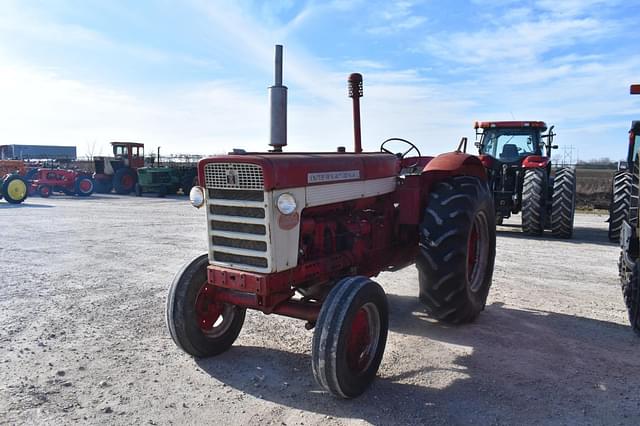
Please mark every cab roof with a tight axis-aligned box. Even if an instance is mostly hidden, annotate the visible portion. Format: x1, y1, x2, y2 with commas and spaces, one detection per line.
474, 121, 547, 131
110, 141, 145, 148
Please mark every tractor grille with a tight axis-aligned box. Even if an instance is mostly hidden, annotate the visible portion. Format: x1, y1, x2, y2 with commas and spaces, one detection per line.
205, 162, 270, 272
204, 163, 264, 190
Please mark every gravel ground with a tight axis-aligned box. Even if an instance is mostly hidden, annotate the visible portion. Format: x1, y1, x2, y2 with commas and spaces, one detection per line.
1, 195, 638, 425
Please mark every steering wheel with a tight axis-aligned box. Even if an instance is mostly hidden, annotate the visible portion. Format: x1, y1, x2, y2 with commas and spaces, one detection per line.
380, 138, 422, 160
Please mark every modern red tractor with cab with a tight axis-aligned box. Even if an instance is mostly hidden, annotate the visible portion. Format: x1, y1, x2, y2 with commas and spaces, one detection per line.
93, 142, 145, 194
474, 121, 576, 237
30, 168, 94, 197
166, 46, 497, 398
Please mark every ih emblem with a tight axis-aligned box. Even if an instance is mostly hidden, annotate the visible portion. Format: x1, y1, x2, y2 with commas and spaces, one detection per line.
226, 169, 239, 186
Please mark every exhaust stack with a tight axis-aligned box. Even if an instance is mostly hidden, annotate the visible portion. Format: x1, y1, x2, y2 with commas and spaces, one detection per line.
348, 73, 363, 153
269, 45, 287, 152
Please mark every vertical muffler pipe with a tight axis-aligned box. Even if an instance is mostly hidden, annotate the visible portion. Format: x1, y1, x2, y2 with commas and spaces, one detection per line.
269, 45, 287, 152
348, 73, 363, 153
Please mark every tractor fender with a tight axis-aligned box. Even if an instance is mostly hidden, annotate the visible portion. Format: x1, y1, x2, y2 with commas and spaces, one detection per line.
422, 152, 487, 182
522, 155, 549, 168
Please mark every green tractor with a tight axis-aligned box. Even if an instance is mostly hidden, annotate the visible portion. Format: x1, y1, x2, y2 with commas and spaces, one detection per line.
0, 160, 29, 204
134, 165, 197, 197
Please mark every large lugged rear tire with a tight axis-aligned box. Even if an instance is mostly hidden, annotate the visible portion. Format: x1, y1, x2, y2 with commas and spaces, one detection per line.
2, 175, 28, 204
75, 177, 94, 197
551, 167, 576, 238
166, 254, 246, 357
416, 176, 496, 324
113, 168, 137, 195
521, 168, 547, 235
609, 171, 632, 242
312, 276, 389, 398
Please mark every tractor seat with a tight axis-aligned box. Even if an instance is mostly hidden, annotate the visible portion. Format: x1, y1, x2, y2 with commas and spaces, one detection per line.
500, 144, 519, 161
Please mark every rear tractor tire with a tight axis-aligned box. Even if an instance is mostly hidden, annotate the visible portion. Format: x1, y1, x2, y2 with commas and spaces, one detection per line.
166, 254, 246, 357
2, 175, 28, 204
93, 178, 113, 194
312, 276, 389, 398
521, 168, 547, 235
75, 177, 94, 197
113, 168, 137, 195
609, 171, 632, 242
416, 176, 496, 324
551, 168, 576, 238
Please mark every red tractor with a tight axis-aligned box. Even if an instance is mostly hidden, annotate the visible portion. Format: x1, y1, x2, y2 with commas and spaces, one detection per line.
166, 46, 497, 398
93, 142, 145, 194
30, 168, 94, 197
474, 121, 576, 237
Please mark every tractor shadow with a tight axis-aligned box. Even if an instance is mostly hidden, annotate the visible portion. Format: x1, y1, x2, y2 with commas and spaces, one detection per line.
0, 202, 53, 209
195, 298, 639, 424
496, 224, 614, 245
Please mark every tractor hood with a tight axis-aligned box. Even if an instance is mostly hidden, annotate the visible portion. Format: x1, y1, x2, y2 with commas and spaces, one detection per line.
198, 153, 400, 191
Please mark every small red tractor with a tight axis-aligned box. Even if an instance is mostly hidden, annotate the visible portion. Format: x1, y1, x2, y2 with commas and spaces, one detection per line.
473, 121, 576, 237
0, 160, 29, 204
93, 142, 145, 194
166, 46, 497, 398
30, 168, 94, 197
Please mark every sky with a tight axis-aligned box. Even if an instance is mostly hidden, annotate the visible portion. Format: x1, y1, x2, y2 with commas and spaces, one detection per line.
0, 0, 639, 161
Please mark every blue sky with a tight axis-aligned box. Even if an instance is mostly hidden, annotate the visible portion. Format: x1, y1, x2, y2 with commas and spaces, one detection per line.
0, 0, 638, 161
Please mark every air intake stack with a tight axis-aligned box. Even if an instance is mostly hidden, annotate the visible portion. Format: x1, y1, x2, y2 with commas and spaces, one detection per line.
269, 45, 287, 152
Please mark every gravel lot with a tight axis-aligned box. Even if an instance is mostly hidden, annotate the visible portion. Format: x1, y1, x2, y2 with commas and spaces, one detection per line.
1, 195, 638, 425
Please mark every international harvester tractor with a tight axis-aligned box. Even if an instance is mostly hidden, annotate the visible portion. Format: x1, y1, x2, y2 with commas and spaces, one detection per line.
93, 142, 146, 194
618, 84, 640, 335
166, 46, 497, 398
0, 160, 29, 204
473, 121, 576, 237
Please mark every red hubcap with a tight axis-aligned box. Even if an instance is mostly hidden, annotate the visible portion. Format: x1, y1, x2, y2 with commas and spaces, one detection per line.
346, 308, 372, 373
79, 180, 92, 192
467, 222, 479, 280
122, 175, 134, 189
195, 284, 223, 331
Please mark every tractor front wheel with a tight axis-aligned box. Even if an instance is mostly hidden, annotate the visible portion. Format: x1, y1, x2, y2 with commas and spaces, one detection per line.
312, 276, 389, 398
166, 254, 246, 357
609, 171, 632, 242
416, 176, 496, 323
93, 178, 113, 194
38, 184, 52, 198
551, 168, 576, 238
2, 175, 28, 204
521, 168, 547, 235
624, 261, 640, 336
113, 168, 137, 195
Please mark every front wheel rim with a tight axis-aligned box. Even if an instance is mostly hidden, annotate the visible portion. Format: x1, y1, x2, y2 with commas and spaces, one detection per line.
195, 284, 236, 338
345, 303, 381, 374
7, 179, 27, 199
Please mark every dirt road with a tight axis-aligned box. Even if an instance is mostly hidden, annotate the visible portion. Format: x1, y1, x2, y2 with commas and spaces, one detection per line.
1, 196, 638, 425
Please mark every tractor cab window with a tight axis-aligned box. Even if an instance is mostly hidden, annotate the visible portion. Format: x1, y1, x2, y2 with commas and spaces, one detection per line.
113, 145, 128, 157
132, 146, 143, 158
480, 129, 540, 162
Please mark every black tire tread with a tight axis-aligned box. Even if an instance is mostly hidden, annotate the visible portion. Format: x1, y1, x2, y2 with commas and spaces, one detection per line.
521, 168, 546, 235
609, 171, 632, 242
551, 167, 576, 238
416, 176, 496, 324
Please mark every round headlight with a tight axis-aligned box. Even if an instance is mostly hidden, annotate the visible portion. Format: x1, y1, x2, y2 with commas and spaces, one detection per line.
189, 186, 205, 208
277, 193, 297, 215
